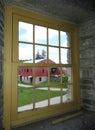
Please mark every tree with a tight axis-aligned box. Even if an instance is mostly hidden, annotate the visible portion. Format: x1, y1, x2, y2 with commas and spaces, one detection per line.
41, 49, 46, 59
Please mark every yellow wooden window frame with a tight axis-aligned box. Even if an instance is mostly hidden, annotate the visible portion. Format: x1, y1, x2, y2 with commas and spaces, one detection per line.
3, 5, 80, 130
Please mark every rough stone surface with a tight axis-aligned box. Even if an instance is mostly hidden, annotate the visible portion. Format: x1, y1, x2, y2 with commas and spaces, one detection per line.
79, 17, 95, 111
5, 0, 95, 23
1, 0, 95, 129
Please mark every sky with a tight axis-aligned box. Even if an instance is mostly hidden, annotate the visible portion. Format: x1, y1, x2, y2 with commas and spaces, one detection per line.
19, 22, 70, 64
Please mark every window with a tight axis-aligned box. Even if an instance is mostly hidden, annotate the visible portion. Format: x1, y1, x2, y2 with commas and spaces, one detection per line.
18, 22, 73, 111
4, 6, 80, 129
39, 77, 42, 81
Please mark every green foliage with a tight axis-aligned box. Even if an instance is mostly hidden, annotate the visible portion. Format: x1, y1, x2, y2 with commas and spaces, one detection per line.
62, 76, 68, 88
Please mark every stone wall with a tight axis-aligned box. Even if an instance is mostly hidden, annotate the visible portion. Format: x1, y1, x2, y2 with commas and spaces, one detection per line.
79, 18, 95, 111
0, 0, 4, 120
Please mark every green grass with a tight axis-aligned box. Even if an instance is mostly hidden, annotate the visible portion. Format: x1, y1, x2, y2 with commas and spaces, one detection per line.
35, 80, 68, 88
18, 78, 68, 107
18, 87, 65, 107
18, 81, 33, 86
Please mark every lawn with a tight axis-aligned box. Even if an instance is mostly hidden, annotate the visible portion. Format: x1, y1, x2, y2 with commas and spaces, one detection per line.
18, 78, 68, 107
18, 87, 65, 107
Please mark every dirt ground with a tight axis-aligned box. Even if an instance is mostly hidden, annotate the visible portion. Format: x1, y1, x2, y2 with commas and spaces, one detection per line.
11, 110, 95, 130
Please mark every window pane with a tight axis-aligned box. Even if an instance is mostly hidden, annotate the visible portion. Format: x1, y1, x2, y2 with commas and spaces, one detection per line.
35, 25, 47, 44
48, 28, 59, 46
61, 48, 70, 64
19, 43, 33, 63
49, 47, 59, 64
35, 45, 47, 63
19, 22, 33, 42
18, 66, 34, 84
62, 67, 72, 103
62, 67, 72, 83
34, 67, 48, 85
62, 85, 72, 103
50, 67, 61, 105
60, 31, 70, 47
35, 87, 48, 108
18, 87, 33, 112
34, 66, 49, 108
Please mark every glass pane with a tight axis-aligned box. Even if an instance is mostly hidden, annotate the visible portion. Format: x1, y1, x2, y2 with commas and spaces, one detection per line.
62, 85, 72, 103
35, 45, 47, 63
35, 87, 48, 108
60, 31, 70, 47
61, 48, 70, 64
18, 66, 35, 112
35, 25, 47, 44
18, 87, 34, 112
19, 22, 33, 42
50, 67, 61, 105
62, 67, 72, 85
34, 67, 48, 86
49, 47, 59, 64
62, 67, 72, 103
19, 43, 33, 63
48, 28, 59, 46
35, 67, 48, 108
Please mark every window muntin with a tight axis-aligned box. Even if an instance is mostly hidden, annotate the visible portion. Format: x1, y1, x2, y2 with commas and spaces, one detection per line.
18, 21, 72, 112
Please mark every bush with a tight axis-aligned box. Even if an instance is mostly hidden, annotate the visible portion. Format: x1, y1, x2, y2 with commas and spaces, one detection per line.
62, 76, 68, 88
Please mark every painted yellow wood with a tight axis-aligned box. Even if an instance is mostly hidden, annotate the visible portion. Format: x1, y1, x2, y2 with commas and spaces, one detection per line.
12, 6, 77, 31
4, 5, 80, 128
73, 29, 80, 110
52, 111, 83, 124
11, 102, 75, 127
3, 6, 13, 130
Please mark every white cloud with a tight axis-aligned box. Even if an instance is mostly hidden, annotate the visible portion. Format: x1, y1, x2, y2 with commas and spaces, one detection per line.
19, 22, 33, 42
19, 43, 33, 60
19, 22, 68, 62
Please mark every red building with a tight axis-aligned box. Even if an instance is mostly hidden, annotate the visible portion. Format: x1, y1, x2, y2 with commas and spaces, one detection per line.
18, 59, 67, 84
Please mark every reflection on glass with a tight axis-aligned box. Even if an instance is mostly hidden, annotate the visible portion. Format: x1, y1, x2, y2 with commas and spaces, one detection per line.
35, 45, 47, 63
48, 28, 59, 46
35, 25, 47, 44
61, 48, 70, 64
60, 31, 70, 47
50, 67, 61, 105
19, 43, 33, 63
19, 22, 33, 42
49, 47, 59, 64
